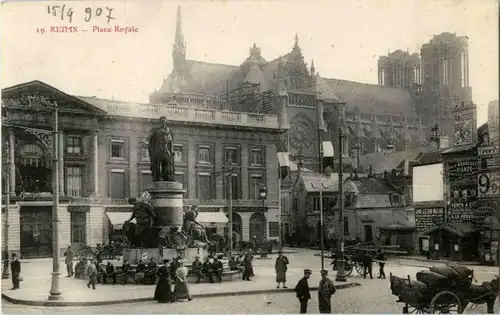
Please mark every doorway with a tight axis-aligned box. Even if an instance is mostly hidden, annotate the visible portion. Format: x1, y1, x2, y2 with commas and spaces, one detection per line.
364, 225, 373, 242
20, 206, 53, 258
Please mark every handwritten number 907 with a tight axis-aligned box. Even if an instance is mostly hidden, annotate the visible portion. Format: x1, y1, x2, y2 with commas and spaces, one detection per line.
85, 7, 115, 23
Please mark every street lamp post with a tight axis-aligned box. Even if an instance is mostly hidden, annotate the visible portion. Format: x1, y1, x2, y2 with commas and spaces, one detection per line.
48, 101, 62, 300
2, 134, 11, 279
335, 111, 347, 282
227, 160, 233, 259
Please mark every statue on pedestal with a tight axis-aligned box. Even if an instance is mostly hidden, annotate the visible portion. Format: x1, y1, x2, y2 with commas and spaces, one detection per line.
147, 116, 175, 182
125, 197, 157, 247
182, 206, 212, 248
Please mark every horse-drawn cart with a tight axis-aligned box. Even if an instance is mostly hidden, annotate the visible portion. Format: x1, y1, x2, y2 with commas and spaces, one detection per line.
389, 263, 499, 314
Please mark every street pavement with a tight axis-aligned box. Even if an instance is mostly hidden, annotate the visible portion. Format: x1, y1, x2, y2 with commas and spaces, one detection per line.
2, 248, 500, 313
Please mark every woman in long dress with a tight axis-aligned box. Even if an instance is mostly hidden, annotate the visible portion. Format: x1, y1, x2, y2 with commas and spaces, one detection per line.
154, 260, 174, 303
174, 260, 192, 301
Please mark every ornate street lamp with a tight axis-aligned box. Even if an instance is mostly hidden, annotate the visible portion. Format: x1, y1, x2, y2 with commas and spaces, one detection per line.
2, 136, 10, 279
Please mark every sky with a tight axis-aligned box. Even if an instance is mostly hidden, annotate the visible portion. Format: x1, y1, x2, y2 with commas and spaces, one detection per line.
1, 0, 498, 124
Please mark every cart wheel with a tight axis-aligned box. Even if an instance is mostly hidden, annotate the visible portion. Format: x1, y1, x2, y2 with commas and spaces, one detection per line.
429, 291, 463, 314
344, 257, 354, 276
404, 306, 425, 314
355, 262, 364, 276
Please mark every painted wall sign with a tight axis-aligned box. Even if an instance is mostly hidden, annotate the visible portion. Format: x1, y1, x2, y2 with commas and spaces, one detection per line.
447, 158, 477, 183
447, 206, 474, 222
454, 110, 474, 146
415, 207, 444, 231
478, 145, 500, 170
477, 172, 500, 198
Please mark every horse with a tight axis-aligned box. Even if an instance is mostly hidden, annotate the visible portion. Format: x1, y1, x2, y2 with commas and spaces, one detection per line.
462, 276, 499, 314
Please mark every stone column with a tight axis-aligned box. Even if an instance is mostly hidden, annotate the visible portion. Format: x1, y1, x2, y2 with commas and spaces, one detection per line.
59, 130, 65, 195
93, 132, 99, 196
9, 131, 15, 195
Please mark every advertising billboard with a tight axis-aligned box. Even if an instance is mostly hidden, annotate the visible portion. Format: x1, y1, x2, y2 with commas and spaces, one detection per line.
412, 163, 444, 202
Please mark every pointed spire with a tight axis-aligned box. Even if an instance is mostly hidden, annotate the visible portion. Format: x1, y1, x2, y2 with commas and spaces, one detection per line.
293, 33, 299, 49
172, 5, 186, 71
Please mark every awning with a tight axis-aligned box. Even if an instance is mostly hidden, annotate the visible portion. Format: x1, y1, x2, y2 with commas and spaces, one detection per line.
420, 222, 475, 238
106, 212, 135, 230
196, 212, 229, 224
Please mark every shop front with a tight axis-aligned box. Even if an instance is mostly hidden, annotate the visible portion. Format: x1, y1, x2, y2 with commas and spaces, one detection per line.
420, 222, 478, 261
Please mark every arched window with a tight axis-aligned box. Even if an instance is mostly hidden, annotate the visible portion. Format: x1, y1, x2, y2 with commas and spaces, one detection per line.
226, 212, 242, 235
17, 142, 51, 192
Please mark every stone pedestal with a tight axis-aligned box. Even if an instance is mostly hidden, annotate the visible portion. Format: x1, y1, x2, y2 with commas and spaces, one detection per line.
149, 181, 185, 236
162, 247, 206, 264
123, 248, 162, 265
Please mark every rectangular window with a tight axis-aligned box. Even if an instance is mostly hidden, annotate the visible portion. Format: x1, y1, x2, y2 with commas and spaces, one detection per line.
250, 149, 263, 166
110, 169, 126, 198
269, 222, 279, 237
344, 216, 349, 236
173, 145, 184, 163
140, 170, 153, 193
198, 173, 213, 199
70, 212, 87, 244
198, 146, 211, 164
225, 147, 238, 165
66, 166, 83, 197
66, 136, 82, 154
139, 139, 149, 160
225, 173, 241, 199
249, 174, 263, 199
111, 140, 124, 159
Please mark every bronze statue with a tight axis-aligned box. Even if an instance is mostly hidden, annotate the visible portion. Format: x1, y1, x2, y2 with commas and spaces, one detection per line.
182, 206, 211, 248
147, 116, 175, 182
161, 226, 188, 250
126, 197, 157, 247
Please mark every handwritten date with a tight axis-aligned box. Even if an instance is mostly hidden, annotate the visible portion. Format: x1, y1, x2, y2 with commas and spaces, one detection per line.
47, 5, 116, 24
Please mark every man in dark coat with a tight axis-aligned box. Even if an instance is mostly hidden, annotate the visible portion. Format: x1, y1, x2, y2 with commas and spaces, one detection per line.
318, 270, 336, 313
191, 256, 203, 283
242, 251, 254, 281
202, 257, 214, 283
362, 253, 373, 279
121, 260, 132, 285
212, 256, 223, 283
104, 262, 117, 284
64, 246, 74, 277
10, 253, 21, 290
376, 249, 386, 279
294, 269, 311, 313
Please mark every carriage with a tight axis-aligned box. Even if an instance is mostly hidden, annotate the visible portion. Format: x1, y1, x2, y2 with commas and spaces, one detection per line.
389, 263, 499, 314
330, 242, 385, 276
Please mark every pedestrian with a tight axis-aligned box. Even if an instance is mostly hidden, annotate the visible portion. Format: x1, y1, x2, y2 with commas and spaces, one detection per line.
362, 253, 373, 279
376, 249, 386, 279
191, 256, 203, 283
154, 259, 175, 303
104, 262, 117, 284
275, 250, 289, 288
86, 259, 97, 289
10, 253, 21, 290
212, 256, 223, 283
242, 250, 254, 281
294, 269, 311, 313
174, 260, 192, 301
318, 270, 336, 313
64, 246, 74, 277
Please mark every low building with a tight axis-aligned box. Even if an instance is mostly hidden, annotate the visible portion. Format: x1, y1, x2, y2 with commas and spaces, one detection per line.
290, 169, 413, 249
1, 80, 285, 258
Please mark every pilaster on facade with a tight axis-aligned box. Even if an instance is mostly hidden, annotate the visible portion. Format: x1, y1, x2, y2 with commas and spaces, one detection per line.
58, 205, 70, 255
9, 131, 15, 195
58, 130, 65, 195
92, 132, 99, 196
5, 204, 20, 253
240, 212, 251, 242
240, 143, 249, 200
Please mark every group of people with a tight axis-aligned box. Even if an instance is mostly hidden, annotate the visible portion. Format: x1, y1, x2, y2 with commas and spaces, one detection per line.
295, 269, 336, 313
154, 258, 192, 303
360, 249, 386, 280
191, 255, 223, 283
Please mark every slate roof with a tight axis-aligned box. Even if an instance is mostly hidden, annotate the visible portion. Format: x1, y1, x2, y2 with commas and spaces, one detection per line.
320, 78, 414, 114
358, 148, 430, 175
158, 60, 245, 95
300, 172, 356, 193
347, 177, 399, 194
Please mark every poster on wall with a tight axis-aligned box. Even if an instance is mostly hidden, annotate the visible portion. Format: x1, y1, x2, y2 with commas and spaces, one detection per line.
415, 208, 444, 232
454, 110, 474, 146
477, 172, 500, 198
